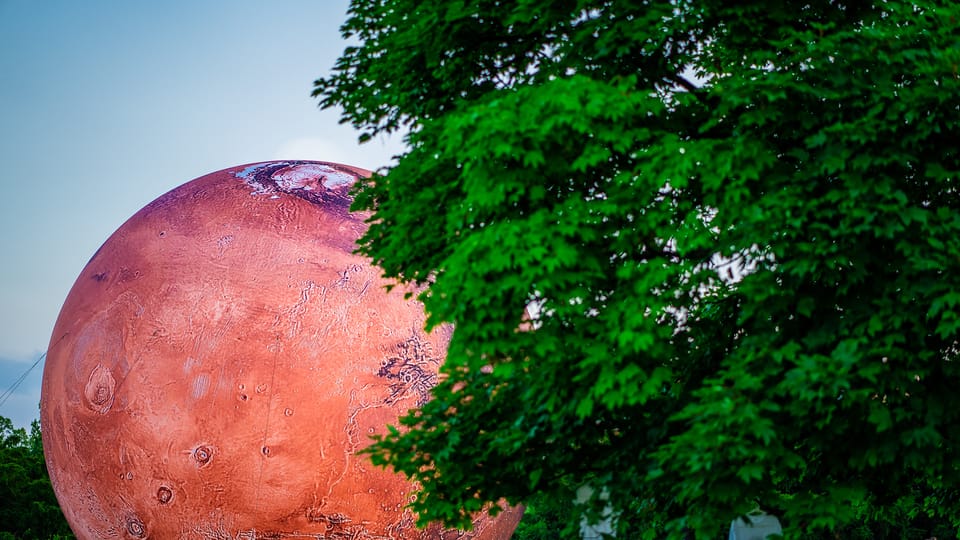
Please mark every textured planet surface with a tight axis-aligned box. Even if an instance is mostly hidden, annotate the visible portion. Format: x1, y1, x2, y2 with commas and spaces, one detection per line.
40, 161, 522, 539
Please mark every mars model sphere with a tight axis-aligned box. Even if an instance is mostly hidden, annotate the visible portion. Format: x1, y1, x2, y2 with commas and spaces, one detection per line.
40, 161, 522, 539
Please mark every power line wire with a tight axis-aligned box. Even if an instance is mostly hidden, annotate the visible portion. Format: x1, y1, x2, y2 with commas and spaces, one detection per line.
0, 352, 46, 410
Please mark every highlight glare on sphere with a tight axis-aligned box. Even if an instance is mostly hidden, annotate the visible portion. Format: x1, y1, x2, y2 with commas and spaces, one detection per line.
39, 161, 522, 539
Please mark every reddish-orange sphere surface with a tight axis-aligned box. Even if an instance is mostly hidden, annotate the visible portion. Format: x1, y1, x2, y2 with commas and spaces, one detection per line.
40, 161, 521, 539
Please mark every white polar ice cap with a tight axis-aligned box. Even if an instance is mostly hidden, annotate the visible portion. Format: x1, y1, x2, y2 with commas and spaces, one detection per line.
272, 163, 356, 191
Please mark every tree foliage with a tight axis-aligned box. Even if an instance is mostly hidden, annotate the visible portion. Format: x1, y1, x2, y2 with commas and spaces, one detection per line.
315, 1, 960, 537
0, 416, 73, 539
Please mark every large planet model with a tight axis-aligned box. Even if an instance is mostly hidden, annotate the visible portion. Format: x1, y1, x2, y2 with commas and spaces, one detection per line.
40, 161, 522, 539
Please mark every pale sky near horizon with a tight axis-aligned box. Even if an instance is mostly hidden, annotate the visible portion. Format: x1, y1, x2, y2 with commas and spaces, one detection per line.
0, 0, 404, 428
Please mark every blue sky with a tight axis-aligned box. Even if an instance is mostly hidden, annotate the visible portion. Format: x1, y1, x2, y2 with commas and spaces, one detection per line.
0, 1, 403, 428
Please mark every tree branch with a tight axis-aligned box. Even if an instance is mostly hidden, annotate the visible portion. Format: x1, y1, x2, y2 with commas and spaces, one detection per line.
669, 73, 704, 102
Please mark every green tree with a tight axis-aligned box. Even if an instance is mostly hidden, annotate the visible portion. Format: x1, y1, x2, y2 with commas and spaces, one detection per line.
315, 1, 960, 538
0, 416, 74, 539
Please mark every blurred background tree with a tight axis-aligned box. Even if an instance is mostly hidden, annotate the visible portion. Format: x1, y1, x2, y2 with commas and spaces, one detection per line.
0, 415, 73, 539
